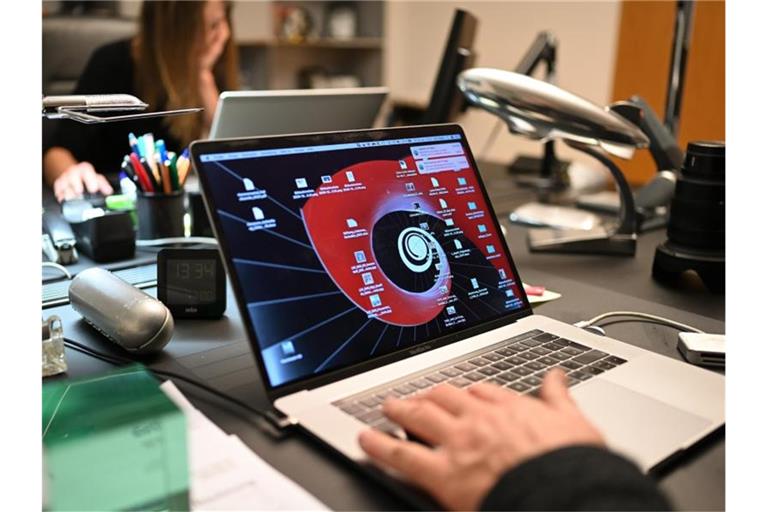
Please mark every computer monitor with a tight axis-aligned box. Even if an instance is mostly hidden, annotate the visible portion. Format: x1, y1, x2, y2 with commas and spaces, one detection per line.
210, 87, 388, 139
421, 9, 478, 124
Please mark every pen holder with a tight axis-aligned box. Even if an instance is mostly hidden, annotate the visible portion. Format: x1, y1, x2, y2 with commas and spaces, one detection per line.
136, 191, 186, 240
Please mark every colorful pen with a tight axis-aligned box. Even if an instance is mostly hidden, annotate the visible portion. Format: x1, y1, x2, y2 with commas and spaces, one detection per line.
129, 152, 154, 193
128, 132, 142, 158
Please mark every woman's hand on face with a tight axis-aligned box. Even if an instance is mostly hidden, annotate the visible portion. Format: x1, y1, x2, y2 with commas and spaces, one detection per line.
199, 0, 231, 71
53, 162, 113, 202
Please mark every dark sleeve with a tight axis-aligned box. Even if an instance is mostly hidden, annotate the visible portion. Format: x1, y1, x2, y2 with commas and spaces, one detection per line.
481, 446, 671, 511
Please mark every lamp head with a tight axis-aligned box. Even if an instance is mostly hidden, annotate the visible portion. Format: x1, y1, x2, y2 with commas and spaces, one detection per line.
457, 68, 649, 158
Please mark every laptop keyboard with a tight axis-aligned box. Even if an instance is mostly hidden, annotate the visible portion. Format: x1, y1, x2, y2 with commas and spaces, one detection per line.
332, 329, 626, 434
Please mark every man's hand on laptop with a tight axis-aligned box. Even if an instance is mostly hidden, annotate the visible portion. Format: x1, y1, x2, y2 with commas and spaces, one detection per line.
358, 368, 605, 511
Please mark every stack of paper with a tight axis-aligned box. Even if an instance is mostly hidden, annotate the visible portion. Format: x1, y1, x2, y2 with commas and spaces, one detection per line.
160, 381, 329, 511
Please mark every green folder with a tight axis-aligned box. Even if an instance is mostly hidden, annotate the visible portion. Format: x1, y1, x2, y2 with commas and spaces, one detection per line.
42, 365, 189, 511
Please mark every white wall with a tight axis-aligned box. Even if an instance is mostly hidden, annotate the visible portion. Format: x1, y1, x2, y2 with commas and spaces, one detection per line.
384, 0, 622, 165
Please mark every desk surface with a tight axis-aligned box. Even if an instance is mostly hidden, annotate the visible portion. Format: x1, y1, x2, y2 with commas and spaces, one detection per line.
44, 162, 725, 511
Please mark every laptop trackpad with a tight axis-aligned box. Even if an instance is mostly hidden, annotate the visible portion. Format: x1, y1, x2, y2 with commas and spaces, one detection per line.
572, 379, 712, 472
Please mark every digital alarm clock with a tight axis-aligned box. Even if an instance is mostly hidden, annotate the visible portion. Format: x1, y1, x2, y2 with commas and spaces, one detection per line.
157, 248, 226, 318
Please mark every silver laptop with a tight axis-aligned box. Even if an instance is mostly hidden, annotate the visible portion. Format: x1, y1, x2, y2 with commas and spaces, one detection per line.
191, 124, 724, 474
210, 87, 388, 139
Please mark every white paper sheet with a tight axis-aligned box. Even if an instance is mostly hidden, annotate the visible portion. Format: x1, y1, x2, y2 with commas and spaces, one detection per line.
160, 381, 329, 511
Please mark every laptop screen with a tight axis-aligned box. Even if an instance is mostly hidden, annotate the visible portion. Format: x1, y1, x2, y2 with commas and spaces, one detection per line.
194, 126, 529, 389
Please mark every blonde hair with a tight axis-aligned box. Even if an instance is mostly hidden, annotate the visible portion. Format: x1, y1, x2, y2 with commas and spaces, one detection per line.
134, 1, 239, 146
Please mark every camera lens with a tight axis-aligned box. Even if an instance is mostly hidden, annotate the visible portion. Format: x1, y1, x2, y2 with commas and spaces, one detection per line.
666, 141, 725, 251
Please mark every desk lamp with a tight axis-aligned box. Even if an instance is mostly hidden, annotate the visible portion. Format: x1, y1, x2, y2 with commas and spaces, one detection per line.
458, 68, 649, 256
42, 94, 202, 123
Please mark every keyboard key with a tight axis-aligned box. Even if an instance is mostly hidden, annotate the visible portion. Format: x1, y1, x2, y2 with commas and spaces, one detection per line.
561, 346, 586, 356
440, 367, 462, 378
527, 387, 541, 398
482, 353, 504, 362
478, 366, 501, 376
518, 352, 539, 361
511, 366, 534, 377
340, 403, 364, 415
357, 409, 384, 424
593, 360, 616, 371
495, 347, 518, 357
549, 352, 571, 361
533, 332, 558, 343
426, 373, 449, 383
566, 376, 580, 387
411, 379, 432, 389
507, 330, 542, 343
524, 361, 546, 371
510, 343, 530, 352
497, 371, 519, 382
530, 347, 552, 356
359, 397, 380, 408
492, 361, 513, 371
519, 338, 542, 348
394, 384, 418, 395
469, 358, 489, 367
448, 377, 472, 388
373, 420, 404, 438
543, 341, 567, 351
455, 363, 476, 372
507, 381, 531, 393
559, 360, 582, 370
521, 376, 542, 387
465, 372, 485, 382
486, 377, 507, 386
605, 356, 627, 365
583, 366, 605, 375
573, 350, 609, 365
565, 340, 591, 351
537, 356, 559, 366
569, 370, 591, 381
505, 356, 527, 366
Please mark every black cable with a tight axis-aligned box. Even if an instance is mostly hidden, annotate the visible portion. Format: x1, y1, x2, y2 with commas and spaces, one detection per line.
63, 337, 270, 423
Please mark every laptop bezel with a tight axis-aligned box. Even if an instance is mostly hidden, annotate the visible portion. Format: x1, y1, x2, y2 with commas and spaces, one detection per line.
191, 123, 533, 401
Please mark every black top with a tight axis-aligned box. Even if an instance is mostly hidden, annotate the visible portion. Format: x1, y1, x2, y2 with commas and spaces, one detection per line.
45, 39, 182, 182
481, 446, 671, 511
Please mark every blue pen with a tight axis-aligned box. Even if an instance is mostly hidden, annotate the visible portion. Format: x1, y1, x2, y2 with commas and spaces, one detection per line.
181, 147, 190, 160
128, 132, 142, 158
155, 139, 168, 163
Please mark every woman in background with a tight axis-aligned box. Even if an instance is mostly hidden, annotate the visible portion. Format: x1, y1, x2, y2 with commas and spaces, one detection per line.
43, 0, 239, 202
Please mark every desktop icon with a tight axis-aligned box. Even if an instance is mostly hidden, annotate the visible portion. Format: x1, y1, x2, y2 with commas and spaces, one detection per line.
406, 182, 416, 192
439, 285, 449, 294
420, 222, 429, 230
468, 201, 477, 210
281, 341, 296, 356
457, 177, 467, 186
369, 294, 382, 307
346, 170, 356, 182
346, 218, 358, 228
439, 198, 448, 209
417, 162, 425, 171
445, 218, 455, 227
399, 160, 407, 170
486, 244, 496, 254
446, 305, 456, 315
478, 224, 487, 233
362, 272, 374, 285
252, 206, 265, 221
453, 239, 463, 250
321, 175, 332, 184
498, 269, 507, 279
430, 177, 440, 188
413, 149, 421, 157
505, 289, 514, 298
243, 178, 255, 191
471, 278, 479, 289
354, 250, 367, 263
295, 177, 308, 188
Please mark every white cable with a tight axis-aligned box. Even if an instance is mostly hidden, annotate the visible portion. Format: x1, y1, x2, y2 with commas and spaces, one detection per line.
136, 236, 218, 247
42, 262, 72, 280
573, 310, 704, 334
